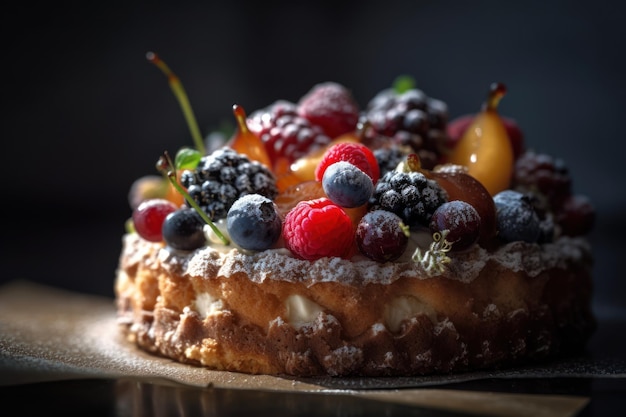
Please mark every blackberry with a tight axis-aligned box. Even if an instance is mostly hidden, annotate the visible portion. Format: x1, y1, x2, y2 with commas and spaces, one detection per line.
247, 100, 332, 166
369, 169, 448, 229
363, 88, 450, 169
180, 147, 277, 221
512, 150, 572, 206
373, 146, 410, 178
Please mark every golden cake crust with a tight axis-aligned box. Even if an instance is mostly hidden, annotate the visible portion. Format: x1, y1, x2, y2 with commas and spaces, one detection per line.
115, 233, 595, 377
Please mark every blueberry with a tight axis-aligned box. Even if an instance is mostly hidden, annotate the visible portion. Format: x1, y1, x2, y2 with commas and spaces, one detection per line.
322, 161, 374, 208
226, 194, 282, 251
162, 208, 206, 251
493, 190, 541, 243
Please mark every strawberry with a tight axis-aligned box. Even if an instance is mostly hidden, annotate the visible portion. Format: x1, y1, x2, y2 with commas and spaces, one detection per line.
282, 198, 354, 260
297, 82, 360, 139
314, 142, 380, 183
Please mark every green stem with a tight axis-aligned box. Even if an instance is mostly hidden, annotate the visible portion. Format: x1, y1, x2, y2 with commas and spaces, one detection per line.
147, 52, 206, 155
165, 171, 230, 245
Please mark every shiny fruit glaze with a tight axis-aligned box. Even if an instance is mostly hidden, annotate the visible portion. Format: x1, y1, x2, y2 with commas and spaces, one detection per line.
228, 104, 273, 169
446, 83, 514, 196
430, 170, 497, 245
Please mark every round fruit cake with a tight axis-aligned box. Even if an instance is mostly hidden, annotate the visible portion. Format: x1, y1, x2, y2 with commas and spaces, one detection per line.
115, 61, 595, 377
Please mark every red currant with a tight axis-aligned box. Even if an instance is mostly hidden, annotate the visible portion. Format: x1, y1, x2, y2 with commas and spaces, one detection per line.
132, 198, 178, 242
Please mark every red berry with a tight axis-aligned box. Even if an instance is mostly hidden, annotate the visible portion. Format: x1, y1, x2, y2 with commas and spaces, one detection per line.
247, 101, 331, 166
282, 198, 354, 260
429, 200, 481, 251
297, 82, 360, 139
314, 142, 380, 183
132, 198, 178, 242
555, 194, 595, 236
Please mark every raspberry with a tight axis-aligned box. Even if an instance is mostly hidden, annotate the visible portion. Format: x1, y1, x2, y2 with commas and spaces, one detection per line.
247, 100, 331, 166
297, 82, 360, 139
314, 142, 380, 183
282, 198, 354, 260
513, 150, 572, 206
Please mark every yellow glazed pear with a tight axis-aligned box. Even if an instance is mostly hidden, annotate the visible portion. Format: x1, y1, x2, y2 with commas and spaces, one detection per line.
447, 83, 514, 195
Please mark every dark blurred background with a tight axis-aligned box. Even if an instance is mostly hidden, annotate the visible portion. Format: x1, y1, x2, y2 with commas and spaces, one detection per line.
3, 0, 625, 314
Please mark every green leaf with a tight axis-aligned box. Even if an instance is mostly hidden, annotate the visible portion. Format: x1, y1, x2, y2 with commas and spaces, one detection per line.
393, 75, 416, 94
175, 147, 201, 170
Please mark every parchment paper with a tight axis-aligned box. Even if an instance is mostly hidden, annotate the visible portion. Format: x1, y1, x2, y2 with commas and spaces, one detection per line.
2, 279, 623, 417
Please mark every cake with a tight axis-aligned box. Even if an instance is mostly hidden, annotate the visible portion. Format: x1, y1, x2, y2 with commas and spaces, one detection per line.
115, 54, 596, 377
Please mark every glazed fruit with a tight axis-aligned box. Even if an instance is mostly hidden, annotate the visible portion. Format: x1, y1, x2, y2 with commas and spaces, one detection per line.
274, 180, 327, 218
447, 114, 525, 159
430, 169, 497, 244
429, 200, 481, 251
322, 161, 374, 208
282, 198, 354, 260
180, 147, 277, 221
493, 190, 541, 243
162, 208, 207, 251
228, 104, 273, 169
446, 83, 514, 196
297, 82, 360, 139
226, 194, 282, 251
356, 210, 409, 262
132, 198, 178, 242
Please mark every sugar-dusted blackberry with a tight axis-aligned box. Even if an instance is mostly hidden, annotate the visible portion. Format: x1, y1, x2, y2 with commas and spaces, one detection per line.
247, 100, 332, 166
369, 169, 448, 229
513, 150, 572, 206
363, 87, 450, 169
181, 147, 277, 221
373, 146, 410, 178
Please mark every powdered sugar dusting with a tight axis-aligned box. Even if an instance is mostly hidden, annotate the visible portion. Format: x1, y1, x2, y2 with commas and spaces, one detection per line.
125, 233, 591, 287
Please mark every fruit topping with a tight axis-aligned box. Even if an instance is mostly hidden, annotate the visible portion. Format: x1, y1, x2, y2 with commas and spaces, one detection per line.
429, 200, 481, 251
322, 161, 374, 208
430, 169, 497, 244
356, 210, 409, 262
132, 198, 179, 242
446, 114, 525, 159
363, 78, 450, 169
274, 180, 327, 218
314, 142, 380, 183
282, 198, 354, 260
162, 208, 207, 251
373, 146, 411, 178
446, 83, 514, 196
369, 162, 448, 229
228, 104, 273, 169
513, 150, 572, 207
247, 100, 332, 168
180, 147, 278, 221
226, 194, 282, 251
555, 194, 595, 237
493, 190, 541, 243
297, 82, 360, 139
